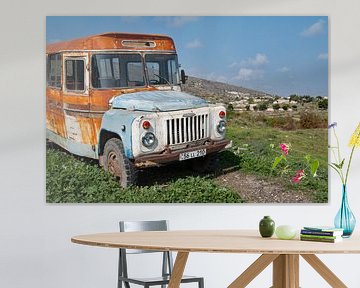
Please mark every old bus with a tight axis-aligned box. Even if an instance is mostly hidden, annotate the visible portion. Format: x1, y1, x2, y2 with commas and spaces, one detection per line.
46, 33, 230, 187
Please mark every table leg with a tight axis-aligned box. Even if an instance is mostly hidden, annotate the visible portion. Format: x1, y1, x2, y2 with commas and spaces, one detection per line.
168, 252, 189, 288
301, 254, 347, 288
272, 254, 299, 288
228, 254, 280, 288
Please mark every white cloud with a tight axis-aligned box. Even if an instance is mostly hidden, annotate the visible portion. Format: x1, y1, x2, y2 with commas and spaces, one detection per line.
301, 19, 326, 37
278, 66, 290, 73
241, 53, 269, 66
235, 68, 264, 81
186, 39, 203, 49
205, 72, 227, 83
251, 53, 269, 65
229, 54, 268, 70
318, 53, 328, 60
228, 61, 238, 68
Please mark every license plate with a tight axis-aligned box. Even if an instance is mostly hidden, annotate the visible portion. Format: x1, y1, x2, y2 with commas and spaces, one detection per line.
179, 149, 206, 161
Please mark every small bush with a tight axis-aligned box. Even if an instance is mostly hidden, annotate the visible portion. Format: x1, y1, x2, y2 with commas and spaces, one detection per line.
282, 116, 298, 130
273, 103, 280, 110
228, 103, 234, 111
259, 102, 268, 111
318, 99, 328, 110
300, 110, 327, 129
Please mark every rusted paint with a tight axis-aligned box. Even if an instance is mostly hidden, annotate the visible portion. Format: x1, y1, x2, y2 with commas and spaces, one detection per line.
46, 32, 176, 54
46, 87, 67, 138
46, 34, 167, 154
134, 139, 230, 164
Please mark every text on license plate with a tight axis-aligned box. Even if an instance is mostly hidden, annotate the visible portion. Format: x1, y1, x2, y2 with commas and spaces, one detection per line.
179, 149, 207, 161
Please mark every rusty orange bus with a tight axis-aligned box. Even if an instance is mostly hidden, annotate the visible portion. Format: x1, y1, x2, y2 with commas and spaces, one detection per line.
46, 32, 230, 187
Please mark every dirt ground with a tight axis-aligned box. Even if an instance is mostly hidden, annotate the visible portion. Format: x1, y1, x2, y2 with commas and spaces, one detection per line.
214, 170, 313, 203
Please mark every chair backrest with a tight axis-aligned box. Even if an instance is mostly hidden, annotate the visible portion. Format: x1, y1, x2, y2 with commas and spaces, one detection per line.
118, 220, 173, 283
119, 220, 168, 254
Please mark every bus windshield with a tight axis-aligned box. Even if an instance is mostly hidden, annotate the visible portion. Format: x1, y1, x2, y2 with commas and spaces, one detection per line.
91, 53, 180, 89
92, 53, 145, 89
145, 54, 180, 86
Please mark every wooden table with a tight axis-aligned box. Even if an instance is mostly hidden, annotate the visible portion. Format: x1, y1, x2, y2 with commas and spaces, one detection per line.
71, 230, 360, 288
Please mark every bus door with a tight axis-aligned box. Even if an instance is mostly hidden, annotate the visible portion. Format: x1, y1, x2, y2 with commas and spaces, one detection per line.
62, 53, 95, 147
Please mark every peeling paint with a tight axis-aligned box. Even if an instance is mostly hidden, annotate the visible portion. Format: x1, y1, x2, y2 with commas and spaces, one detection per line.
111, 90, 208, 112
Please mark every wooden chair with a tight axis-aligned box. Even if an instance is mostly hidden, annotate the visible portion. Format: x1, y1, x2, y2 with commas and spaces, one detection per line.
118, 220, 204, 288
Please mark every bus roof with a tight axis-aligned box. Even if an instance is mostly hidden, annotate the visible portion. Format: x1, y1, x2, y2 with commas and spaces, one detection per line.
46, 32, 176, 54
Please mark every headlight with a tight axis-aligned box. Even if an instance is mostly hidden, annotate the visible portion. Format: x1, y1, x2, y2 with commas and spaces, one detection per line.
142, 132, 156, 147
217, 120, 226, 134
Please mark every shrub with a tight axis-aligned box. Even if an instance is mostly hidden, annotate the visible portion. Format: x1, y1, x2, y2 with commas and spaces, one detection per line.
301, 95, 313, 103
282, 115, 298, 130
259, 102, 268, 111
318, 99, 328, 110
273, 103, 280, 110
282, 104, 289, 111
289, 94, 300, 102
300, 110, 327, 129
253, 105, 258, 111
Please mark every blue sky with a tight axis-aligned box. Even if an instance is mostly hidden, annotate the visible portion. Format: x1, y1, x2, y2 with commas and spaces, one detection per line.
46, 16, 328, 97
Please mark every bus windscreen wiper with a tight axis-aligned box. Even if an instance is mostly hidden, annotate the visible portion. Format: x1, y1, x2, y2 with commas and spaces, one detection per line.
153, 73, 174, 91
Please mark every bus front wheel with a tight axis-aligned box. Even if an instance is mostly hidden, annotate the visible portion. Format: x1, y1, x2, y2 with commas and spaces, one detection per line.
103, 138, 138, 188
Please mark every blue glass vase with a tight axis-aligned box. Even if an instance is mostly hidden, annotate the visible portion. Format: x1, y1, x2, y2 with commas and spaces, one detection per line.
334, 185, 356, 237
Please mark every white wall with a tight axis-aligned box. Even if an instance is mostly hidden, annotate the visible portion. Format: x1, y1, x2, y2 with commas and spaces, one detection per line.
1, 1, 360, 287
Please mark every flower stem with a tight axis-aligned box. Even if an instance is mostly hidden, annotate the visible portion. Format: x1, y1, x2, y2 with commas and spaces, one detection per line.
345, 145, 356, 185
332, 127, 345, 184
333, 127, 342, 163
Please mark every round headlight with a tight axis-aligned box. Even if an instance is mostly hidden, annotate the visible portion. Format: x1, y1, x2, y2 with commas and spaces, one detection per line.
142, 132, 156, 147
217, 120, 226, 134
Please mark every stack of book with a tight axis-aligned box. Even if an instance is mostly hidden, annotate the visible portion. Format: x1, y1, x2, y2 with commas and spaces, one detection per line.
300, 226, 344, 243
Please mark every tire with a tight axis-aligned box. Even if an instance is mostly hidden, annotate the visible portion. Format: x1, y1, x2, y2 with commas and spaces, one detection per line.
103, 138, 138, 188
190, 153, 220, 173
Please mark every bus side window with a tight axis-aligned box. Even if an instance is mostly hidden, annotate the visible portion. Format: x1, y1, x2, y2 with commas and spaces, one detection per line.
47, 54, 61, 88
65, 59, 85, 91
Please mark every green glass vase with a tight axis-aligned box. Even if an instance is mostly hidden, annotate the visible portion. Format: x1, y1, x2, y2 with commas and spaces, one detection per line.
259, 216, 275, 238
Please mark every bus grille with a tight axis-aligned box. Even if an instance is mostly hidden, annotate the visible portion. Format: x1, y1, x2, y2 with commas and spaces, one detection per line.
166, 114, 209, 145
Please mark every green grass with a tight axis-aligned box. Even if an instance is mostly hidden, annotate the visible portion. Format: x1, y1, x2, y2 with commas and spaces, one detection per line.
46, 147, 242, 203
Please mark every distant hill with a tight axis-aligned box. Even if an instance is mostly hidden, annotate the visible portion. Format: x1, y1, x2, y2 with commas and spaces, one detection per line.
182, 76, 273, 104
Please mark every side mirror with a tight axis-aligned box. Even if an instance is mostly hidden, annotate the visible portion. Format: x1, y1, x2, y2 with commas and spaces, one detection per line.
181, 69, 188, 84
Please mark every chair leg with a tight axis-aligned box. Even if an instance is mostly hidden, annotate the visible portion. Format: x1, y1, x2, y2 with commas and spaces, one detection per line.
199, 278, 204, 288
